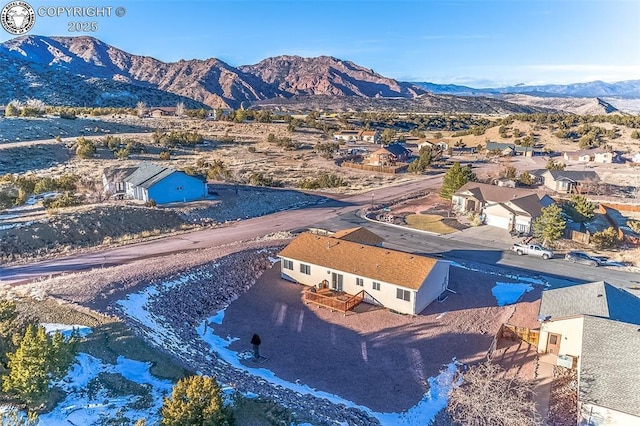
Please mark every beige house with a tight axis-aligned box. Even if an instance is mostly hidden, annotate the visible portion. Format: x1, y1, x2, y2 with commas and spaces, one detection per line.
564, 148, 613, 163
534, 170, 600, 193
333, 130, 363, 142
149, 107, 177, 118
451, 182, 554, 232
278, 231, 451, 315
537, 282, 640, 425
360, 130, 380, 144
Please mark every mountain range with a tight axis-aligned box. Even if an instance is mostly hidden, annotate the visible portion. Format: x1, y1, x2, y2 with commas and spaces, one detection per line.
0, 35, 637, 113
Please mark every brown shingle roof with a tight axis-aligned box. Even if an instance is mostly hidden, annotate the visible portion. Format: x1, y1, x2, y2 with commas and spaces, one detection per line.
278, 233, 439, 290
455, 182, 545, 204
331, 227, 384, 246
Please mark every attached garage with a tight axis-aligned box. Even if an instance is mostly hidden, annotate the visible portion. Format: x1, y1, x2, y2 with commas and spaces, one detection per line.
483, 204, 513, 230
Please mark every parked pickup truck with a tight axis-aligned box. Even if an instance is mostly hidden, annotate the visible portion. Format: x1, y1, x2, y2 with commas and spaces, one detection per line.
511, 243, 554, 259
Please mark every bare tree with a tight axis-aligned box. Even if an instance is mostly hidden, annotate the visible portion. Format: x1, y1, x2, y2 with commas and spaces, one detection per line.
25, 98, 46, 112
175, 102, 185, 117
136, 101, 147, 118
448, 362, 542, 426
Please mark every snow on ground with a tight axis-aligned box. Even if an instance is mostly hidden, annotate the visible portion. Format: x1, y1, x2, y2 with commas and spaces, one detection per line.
198, 312, 459, 426
38, 353, 173, 425
491, 282, 534, 306
41, 323, 93, 338
116, 269, 218, 352
450, 261, 547, 286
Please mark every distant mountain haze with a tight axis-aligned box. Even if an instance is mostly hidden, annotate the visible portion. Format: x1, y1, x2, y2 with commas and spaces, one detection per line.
1, 35, 636, 113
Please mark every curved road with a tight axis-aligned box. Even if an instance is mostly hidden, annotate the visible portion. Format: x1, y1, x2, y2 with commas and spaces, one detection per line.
2, 173, 639, 292
0, 176, 440, 285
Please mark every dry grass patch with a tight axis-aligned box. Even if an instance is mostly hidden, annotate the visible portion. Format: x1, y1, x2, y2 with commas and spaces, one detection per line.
405, 213, 457, 234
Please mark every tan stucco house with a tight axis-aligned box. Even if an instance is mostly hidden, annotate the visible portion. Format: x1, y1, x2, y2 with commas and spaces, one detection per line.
537, 282, 640, 425
278, 231, 451, 315
533, 170, 600, 194
564, 148, 613, 164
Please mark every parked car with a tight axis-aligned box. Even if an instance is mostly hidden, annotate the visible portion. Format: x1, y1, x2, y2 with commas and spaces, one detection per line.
564, 251, 604, 266
512, 243, 554, 259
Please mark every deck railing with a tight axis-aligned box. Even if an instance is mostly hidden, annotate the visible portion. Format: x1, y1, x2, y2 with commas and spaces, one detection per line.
304, 289, 365, 313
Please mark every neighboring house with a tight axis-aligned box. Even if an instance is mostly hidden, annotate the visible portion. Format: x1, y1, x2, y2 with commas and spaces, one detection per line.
452, 182, 554, 232
493, 178, 516, 188
360, 130, 380, 144
368, 147, 397, 166
333, 130, 363, 142
278, 231, 451, 315
486, 142, 536, 157
331, 227, 384, 246
384, 143, 412, 162
533, 169, 600, 194
564, 148, 613, 163
149, 107, 177, 118
537, 282, 640, 425
110, 163, 207, 204
486, 142, 515, 156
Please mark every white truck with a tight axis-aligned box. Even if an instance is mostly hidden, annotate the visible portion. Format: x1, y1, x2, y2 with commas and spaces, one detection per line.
511, 243, 554, 259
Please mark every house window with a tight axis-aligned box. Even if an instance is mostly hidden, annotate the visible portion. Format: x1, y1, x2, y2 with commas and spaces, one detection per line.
299, 263, 311, 275
283, 259, 293, 270
356, 277, 364, 287
372, 281, 381, 291
549, 335, 558, 345
396, 288, 411, 301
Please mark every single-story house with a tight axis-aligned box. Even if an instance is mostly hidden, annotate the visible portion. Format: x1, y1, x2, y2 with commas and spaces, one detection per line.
564, 148, 614, 164
333, 130, 363, 142
278, 231, 451, 315
418, 140, 448, 151
486, 142, 516, 156
331, 227, 384, 246
486, 142, 537, 157
537, 282, 640, 425
531, 169, 600, 194
149, 107, 177, 118
105, 162, 207, 204
417, 141, 435, 151
361, 130, 380, 144
452, 182, 554, 232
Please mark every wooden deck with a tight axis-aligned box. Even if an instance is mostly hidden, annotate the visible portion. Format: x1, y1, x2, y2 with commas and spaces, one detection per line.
303, 288, 365, 314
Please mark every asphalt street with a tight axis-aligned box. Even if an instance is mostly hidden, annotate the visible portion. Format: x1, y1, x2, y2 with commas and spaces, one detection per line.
1, 174, 639, 293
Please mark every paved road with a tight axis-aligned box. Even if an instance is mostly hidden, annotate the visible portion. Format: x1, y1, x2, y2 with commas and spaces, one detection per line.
315, 213, 640, 291
0, 176, 440, 285
2, 172, 639, 292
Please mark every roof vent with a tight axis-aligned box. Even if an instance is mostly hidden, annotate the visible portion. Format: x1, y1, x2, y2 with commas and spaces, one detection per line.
597, 294, 603, 297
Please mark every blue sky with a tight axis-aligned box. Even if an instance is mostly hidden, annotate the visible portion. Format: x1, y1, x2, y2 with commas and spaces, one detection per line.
1, 0, 639, 86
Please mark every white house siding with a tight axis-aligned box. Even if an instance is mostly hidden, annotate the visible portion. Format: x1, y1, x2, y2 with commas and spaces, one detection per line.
279, 256, 446, 315
413, 261, 450, 314
538, 317, 585, 366
514, 217, 532, 233
579, 403, 640, 426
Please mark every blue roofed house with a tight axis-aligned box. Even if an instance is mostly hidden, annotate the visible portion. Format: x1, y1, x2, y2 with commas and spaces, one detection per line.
537, 282, 640, 425
118, 163, 206, 204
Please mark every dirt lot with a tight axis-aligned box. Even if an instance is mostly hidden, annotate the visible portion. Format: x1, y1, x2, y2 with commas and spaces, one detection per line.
215, 264, 537, 413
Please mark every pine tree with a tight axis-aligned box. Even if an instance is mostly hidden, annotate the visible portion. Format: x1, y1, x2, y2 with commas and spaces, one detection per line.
48, 330, 78, 380
565, 195, 595, 223
532, 204, 566, 246
5, 103, 19, 117
440, 162, 477, 199
518, 171, 535, 186
2, 324, 51, 406
161, 375, 234, 426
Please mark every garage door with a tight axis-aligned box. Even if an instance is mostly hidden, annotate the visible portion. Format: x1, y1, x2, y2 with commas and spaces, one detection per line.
484, 214, 511, 229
